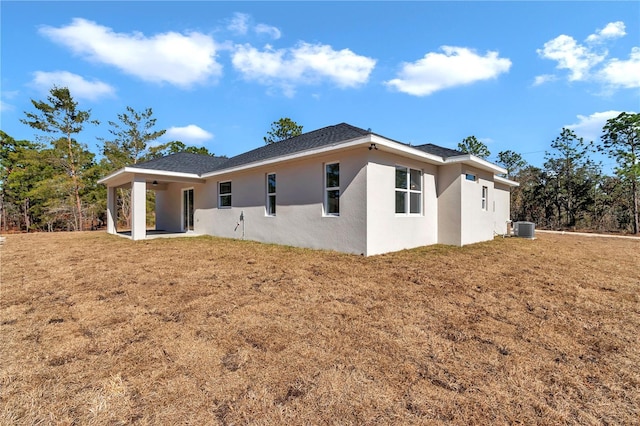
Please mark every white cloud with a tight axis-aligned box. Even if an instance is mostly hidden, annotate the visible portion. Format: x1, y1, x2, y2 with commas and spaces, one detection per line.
0, 90, 19, 111
586, 21, 626, 43
31, 71, 115, 101
533, 74, 558, 86
599, 47, 640, 89
479, 137, 494, 145
1, 89, 19, 100
537, 21, 638, 89
40, 18, 222, 88
565, 110, 625, 142
227, 13, 249, 35
165, 125, 213, 144
537, 35, 604, 81
255, 23, 281, 40
227, 13, 281, 40
385, 46, 511, 96
0, 100, 13, 112
232, 42, 376, 95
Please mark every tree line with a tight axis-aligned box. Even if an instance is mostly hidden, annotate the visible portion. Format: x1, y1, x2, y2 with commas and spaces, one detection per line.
1, 86, 213, 232
1, 86, 638, 234
458, 113, 639, 234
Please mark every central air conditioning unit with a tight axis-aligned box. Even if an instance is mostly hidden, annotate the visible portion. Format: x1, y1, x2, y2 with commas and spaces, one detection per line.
513, 221, 535, 239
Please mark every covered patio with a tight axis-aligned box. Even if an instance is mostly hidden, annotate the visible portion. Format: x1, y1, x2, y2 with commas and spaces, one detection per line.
99, 168, 205, 241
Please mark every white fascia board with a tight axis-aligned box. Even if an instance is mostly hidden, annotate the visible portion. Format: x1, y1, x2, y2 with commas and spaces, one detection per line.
97, 166, 203, 185
97, 168, 131, 185
444, 154, 507, 175
370, 135, 445, 165
494, 175, 520, 187
201, 134, 445, 178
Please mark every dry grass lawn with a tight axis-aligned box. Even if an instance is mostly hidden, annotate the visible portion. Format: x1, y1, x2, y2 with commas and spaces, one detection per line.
1, 231, 638, 425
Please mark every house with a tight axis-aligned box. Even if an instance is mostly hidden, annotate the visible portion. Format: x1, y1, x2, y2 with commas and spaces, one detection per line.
98, 123, 519, 255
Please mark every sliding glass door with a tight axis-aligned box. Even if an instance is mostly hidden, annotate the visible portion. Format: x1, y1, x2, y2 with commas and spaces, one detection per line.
183, 188, 194, 231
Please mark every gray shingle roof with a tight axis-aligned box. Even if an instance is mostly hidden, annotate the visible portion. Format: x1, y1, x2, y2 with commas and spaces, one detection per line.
413, 143, 465, 158
134, 152, 228, 174
131, 123, 465, 176
211, 123, 371, 171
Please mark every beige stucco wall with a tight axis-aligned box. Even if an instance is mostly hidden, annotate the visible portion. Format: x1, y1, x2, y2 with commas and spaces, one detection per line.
149, 151, 515, 254
155, 185, 182, 232
194, 148, 368, 255
366, 151, 438, 256
493, 182, 511, 235
437, 165, 510, 246
437, 164, 462, 245
155, 182, 206, 232
460, 167, 496, 245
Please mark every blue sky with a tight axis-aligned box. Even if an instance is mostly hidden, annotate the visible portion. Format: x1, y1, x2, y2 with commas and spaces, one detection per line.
1, 1, 638, 172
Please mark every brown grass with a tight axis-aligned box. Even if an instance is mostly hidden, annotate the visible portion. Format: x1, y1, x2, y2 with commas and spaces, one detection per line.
1, 232, 638, 425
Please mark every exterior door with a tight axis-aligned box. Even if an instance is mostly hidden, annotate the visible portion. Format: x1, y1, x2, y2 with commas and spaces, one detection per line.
183, 188, 194, 231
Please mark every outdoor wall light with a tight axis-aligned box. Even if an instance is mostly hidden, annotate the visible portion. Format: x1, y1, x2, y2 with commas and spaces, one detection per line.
152, 180, 158, 186
369, 143, 378, 150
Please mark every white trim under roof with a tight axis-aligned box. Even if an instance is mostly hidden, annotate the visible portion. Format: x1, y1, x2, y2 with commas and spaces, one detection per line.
494, 175, 520, 187
369, 134, 446, 164
201, 134, 446, 178
98, 166, 204, 185
443, 154, 507, 175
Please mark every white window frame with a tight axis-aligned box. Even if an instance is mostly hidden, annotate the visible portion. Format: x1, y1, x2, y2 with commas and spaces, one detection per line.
324, 162, 340, 216
218, 181, 232, 208
266, 172, 276, 216
395, 165, 422, 215
482, 185, 488, 211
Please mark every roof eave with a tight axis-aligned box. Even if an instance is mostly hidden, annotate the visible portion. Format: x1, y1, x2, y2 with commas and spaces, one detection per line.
444, 154, 507, 175
98, 166, 205, 186
371, 135, 445, 165
494, 175, 520, 187
201, 134, 447, 178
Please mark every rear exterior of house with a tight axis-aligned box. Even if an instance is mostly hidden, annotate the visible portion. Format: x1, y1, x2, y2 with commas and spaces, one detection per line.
99, 123, 518, 255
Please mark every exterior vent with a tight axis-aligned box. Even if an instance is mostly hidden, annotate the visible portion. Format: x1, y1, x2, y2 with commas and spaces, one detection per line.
514, 221, 535, 239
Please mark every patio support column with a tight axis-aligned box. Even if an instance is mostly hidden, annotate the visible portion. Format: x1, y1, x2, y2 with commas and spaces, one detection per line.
131, 177, 147, 240
106, 186, 117, 234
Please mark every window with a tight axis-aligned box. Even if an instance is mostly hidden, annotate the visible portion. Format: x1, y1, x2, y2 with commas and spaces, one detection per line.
266, 173, 276, 216
325, 163, 340, 215
395, 166, 422, 214
219, 181, 231, 208
465, 173, 477, 181
482, 186, 488, 210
